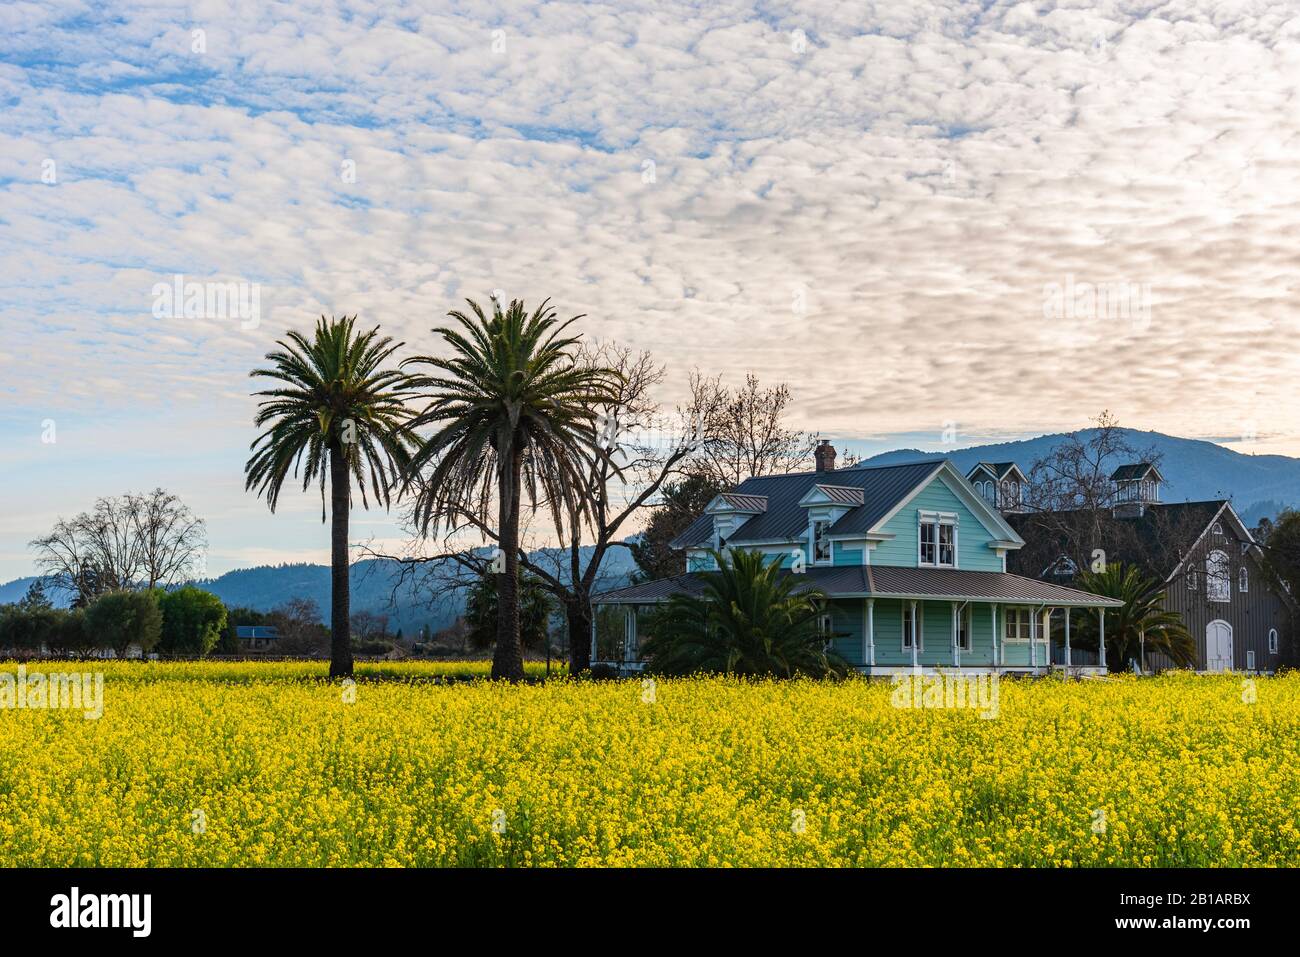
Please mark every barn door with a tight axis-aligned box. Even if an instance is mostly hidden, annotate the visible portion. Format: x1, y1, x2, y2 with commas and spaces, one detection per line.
1206, 620, 1233, 672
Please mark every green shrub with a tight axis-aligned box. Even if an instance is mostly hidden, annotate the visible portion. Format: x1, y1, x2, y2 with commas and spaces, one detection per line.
85, 590, 162, 659
157, 586, 227, 657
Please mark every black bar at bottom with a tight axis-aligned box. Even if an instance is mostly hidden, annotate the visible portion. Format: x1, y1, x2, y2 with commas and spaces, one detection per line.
0, 866, 1282, 942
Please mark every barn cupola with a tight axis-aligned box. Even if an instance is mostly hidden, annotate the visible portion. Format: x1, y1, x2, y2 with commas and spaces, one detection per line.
1111, 462, 1164, 518
703, 493, 767, 550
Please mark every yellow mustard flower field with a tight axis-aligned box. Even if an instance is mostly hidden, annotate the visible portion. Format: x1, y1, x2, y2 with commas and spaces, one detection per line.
0, 662, 1297, 867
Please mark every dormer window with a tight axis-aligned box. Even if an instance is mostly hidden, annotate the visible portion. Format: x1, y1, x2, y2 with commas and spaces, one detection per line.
812, 520, 832, 564
919, 513, 957, 567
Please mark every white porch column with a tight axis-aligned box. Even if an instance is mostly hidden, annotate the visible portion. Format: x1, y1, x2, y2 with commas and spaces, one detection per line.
910, 599, 919, 671
625, 607, 637, 662
991, 604, 999, 666
1064, 608, 1072, 668
866, 599, 875, 668
951, 602, 959, 667
1030, 607, 1039, 668
1098, 607, 1107, 670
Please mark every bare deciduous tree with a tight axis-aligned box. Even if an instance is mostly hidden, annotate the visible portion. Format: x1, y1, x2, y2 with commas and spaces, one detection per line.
693, 372, 817, 486
129, 488, 208, 590
30, 490, 207, 605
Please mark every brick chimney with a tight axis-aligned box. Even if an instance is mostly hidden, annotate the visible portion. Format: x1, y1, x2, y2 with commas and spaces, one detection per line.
814, 439, 837, 472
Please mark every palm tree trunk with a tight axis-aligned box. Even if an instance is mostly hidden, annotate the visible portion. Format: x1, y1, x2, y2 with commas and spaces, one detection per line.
328, 441, 353, 679
492, 449, 525, 681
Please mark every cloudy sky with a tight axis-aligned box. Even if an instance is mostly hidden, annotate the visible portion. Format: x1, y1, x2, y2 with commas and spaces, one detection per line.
2, 0, 1298, 579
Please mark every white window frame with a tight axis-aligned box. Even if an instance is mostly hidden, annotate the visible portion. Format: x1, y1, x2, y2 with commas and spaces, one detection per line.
956, 605, 972, 652
918, 512, 958, 568
819, 613, 834, 649
1003, 607, 1031, 643
1239, 566, 1249, 593
901, 603, 923, 651
1206, 549, 1231, 603
1269, 628, 1279, 654
1187, 567, 1197, 591
811, 519, 833, 565
1246, 649, 1256, 671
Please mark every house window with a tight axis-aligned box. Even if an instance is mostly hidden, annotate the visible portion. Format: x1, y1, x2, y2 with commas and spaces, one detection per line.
1004, 607, 1031, 643
956, 607, 971, 651
1206, 550, 1230, 602
1213, 523, 1224, 537
902, 604, 922, 650
812, 520, 832, 564
1187, 568, 1197, 591
1269, 628, 1279, 654
1246, 650, 1256, 671
819, 613, 834, 648
919, 516, 956, 567
1239, 566, 1249, 593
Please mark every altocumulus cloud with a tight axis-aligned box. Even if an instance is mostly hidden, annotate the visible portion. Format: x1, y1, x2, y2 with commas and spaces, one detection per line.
0, 0, 1298, 573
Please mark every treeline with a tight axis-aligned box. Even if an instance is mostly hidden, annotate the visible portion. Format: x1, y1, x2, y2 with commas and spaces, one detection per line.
0, 579, 226, 658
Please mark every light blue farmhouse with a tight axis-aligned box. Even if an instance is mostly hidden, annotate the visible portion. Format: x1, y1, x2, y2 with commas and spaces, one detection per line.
594, 442, 1122, 674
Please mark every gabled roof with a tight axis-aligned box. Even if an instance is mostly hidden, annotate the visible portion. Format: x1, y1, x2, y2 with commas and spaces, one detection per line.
967, 461, 1024, 481
235, 625, 279, 639
669, 460, 942, 549
1110, 462, 1162, 482
706, 492, 768, 513
596, 566, 1122, 607
670, 459, 1024, 551
799, 484, 866, 507
1007, 500, 1233, 582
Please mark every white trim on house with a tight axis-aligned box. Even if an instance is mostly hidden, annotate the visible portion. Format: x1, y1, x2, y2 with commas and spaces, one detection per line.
869, 463, 1024, 551
902, 601, 923, 652
1162, 502, 1258, 586
1206, 549, 1231, 603
917, 510, 959, 568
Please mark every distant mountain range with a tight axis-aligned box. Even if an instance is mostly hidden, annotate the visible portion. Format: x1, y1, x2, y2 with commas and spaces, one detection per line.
4, 428, 1296, 621
860, 428, 1295, 527
0, 547, 642, 635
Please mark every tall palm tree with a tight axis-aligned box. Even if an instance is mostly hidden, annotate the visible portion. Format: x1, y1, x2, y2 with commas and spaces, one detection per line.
401, 298, 619, 681
640, 548, 849, 678
245, 316, 416, 678
1073, 563, 1195, 670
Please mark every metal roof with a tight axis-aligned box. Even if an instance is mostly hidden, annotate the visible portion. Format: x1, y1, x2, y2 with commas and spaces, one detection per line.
1110, 463, 1160, 481
595, 565, 1122, 607
669, 460, 942, 549
1007, 500, 1227, 581
235, 625, 280, 639
969, 461, 1023, 480
809, 484, 866, 506
714, 493, 768, 512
